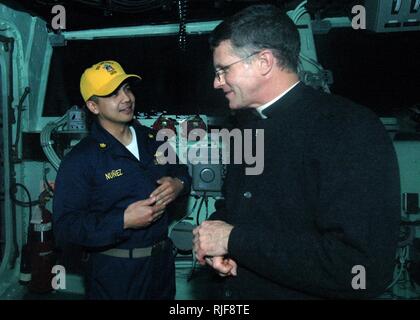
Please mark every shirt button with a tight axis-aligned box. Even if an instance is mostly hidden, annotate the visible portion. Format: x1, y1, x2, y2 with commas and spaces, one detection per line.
243, 191, 252, 199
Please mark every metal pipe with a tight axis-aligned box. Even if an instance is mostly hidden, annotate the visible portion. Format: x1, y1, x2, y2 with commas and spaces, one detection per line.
0, 35, 19, 267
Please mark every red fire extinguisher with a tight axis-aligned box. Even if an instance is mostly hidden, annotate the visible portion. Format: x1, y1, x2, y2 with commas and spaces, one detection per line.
27, 190, 56, 293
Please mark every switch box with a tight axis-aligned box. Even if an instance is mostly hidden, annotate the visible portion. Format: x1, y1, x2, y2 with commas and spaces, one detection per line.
365, 0, 420, 32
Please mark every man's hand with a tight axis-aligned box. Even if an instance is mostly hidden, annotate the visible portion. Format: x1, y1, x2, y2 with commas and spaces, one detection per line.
123, 196, 166, 229
192, 220, 233, 263
206, 256, 238, 277
150, 177, 184, 206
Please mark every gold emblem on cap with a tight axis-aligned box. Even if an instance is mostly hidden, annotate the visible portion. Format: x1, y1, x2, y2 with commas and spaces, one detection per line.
102, 63, 117, 75
99, 143, 107, 148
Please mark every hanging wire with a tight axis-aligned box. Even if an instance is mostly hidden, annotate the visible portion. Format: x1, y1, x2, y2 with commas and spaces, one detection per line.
195, 192, 207, 226
178, 0, 187, 52
13, 87, 30, 151
10, 183, 39, 207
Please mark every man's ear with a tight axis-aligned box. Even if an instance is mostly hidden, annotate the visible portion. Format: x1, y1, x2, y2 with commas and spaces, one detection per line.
258, 50, 275, 76
86, 100, 99, 115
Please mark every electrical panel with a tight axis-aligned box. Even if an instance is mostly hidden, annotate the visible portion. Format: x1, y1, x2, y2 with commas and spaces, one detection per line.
135, 113, 225, 195
365, 0, 420, 32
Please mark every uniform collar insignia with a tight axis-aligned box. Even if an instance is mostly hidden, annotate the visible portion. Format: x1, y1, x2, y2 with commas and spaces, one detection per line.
154, 151, 165, 165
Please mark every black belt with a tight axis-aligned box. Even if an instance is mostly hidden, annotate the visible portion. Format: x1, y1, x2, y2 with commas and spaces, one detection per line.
98, 239, 167, 259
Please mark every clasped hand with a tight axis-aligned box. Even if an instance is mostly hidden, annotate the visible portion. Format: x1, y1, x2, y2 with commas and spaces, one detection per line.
193, 220, 237, 277
124, 176, 184, 229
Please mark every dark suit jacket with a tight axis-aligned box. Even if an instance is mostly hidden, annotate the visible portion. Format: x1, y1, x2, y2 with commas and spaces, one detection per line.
211, 82, 401, 299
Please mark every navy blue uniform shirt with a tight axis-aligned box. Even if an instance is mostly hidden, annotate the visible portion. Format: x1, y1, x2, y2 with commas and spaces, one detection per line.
53, 119, 191, 251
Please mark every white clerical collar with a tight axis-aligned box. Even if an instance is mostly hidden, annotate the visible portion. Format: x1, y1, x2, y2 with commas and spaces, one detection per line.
255, 81, 300, 119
